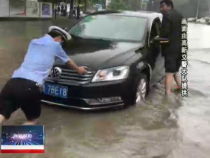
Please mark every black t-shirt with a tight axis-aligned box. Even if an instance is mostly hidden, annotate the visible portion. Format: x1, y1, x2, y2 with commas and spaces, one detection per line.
160, 9, 183, 58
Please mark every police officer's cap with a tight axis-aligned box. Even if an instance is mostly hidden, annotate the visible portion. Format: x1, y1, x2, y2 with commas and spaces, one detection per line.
48, 26, 71, 41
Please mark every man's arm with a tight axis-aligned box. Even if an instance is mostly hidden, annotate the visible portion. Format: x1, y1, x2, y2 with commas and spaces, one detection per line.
160, 12, 171, 38
66, 60, 79, 71
55, 44, 87, 74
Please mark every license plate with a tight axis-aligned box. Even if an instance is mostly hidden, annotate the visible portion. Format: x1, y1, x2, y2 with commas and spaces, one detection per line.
43, 83, 68, 98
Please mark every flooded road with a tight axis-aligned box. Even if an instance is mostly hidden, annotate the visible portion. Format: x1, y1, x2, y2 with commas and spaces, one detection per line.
0, 21, 209, 158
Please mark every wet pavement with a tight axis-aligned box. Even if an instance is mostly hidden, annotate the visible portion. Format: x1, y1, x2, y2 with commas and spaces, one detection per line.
0, 21, 209, 158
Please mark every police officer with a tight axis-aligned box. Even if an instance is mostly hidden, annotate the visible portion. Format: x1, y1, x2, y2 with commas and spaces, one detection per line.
0, 26, 87, 125
160, 0, 183, 95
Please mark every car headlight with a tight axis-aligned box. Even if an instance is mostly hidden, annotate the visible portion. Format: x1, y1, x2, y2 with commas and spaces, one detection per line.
92, 66, 129, 82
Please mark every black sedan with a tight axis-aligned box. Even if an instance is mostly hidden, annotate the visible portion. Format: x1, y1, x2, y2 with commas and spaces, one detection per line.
41, 10, 165, 110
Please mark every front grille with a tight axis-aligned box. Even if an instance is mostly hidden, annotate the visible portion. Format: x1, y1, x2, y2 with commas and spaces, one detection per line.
49, 67, 95, 84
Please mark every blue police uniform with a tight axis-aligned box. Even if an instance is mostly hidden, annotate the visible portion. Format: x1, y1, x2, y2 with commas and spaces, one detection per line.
0, 32, 70, 121
12, 34, 70, 85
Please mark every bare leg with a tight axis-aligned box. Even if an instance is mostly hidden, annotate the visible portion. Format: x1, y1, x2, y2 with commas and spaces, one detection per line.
174, 72, 181, 87
0, 114, 6, 125
165, 73, 174, 95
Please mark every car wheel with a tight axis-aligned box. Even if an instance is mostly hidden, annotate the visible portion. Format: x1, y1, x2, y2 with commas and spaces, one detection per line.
135, 74, 147, 104
126, 73, 148, 106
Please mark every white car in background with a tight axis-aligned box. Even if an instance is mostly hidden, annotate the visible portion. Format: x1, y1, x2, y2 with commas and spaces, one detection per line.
196, 17, 210, 24
187, 17, 196, 22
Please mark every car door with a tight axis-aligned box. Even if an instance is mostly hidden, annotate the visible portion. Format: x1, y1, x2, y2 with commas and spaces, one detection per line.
154, 19, 165, 82
148, 18, 165, 85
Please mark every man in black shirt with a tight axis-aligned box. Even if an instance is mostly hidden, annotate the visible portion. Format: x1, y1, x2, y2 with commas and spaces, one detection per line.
160, 0, 183, 95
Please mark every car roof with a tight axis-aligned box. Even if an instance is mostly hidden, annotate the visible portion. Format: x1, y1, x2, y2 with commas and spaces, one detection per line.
90, 10, 162, 21
89, 10, 162, 31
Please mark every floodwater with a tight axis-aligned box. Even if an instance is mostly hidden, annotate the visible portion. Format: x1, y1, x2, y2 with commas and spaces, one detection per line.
0, 21, 209, 158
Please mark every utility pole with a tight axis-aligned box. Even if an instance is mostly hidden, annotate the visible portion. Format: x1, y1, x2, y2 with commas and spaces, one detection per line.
69, 0, 73, 18
196, 0, 200, 19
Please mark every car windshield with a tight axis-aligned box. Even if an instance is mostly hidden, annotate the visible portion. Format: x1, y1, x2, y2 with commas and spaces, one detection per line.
69, 14, 147, 42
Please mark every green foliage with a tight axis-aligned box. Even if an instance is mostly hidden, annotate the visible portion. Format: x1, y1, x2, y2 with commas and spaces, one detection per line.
107, 0, 141, 11
174, 0, 210, 17
130, 0, 141, 11
107, 0, 130, 10
38, 0, 59, 3
91, 0, 103, 4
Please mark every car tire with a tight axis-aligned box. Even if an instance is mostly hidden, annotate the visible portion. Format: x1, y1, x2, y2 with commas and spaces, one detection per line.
126, 73, 148, 106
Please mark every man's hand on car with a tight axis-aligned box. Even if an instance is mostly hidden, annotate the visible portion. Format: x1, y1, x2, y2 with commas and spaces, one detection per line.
67, 60, 87, 74
77, 66, 88, 74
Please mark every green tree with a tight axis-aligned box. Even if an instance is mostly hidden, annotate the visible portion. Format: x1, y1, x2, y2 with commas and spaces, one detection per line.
38, 0, 59, 3
130, 0, 141, 11
107, 0, 141, 11
107, 0, 130, 10
173, 0, 209, 17
92, 0, 103, 4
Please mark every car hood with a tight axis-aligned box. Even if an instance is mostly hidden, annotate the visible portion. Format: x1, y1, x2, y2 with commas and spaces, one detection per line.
63, 38, 144, 70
